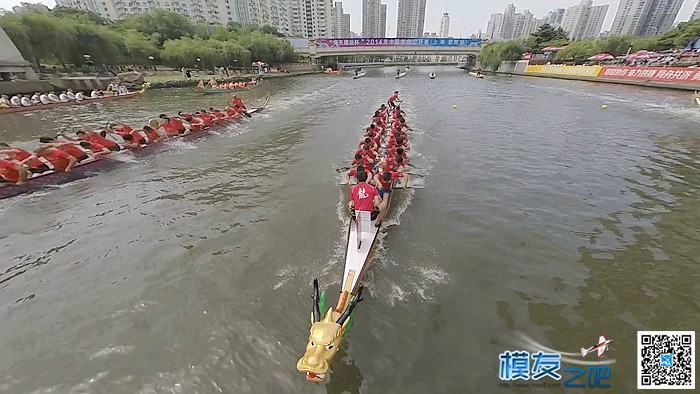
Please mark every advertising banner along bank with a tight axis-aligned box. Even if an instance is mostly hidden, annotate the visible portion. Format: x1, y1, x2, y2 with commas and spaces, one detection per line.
524, 65, 603, 77
598, 66, 700, 83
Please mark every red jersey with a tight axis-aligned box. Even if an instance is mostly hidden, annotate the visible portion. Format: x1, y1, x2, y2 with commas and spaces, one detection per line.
355, 148, 376, 161
384, 156, 407, 172
40, 148, 74, 171
200, 113, 215, 127
348, 163, 372, 177
350, 183, 378, 212
141, 128, 160, 142
3, 148, 45, 169
0, 159, 20, 183
84, 142, 108, 154
388, 94, 398, 104
129, 130, 147, 145
376, 171, 404, 189
83, 131, 119, 150
115, 125, 134, 134
232, 97, 245, 108
56, 143, 89, 161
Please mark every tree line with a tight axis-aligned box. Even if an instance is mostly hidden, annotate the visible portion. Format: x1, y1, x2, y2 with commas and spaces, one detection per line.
477, 20, 700, 70
0, 7, 297, 69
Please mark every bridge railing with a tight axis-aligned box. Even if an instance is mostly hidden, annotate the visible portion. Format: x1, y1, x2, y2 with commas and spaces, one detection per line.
314, 37, 485, 49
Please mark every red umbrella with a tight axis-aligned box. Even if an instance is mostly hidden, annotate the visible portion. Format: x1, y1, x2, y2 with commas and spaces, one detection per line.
541, 46, 564, 52
588, 53, 614, 61
627, 50, 658, 60
521, 52, 532, 60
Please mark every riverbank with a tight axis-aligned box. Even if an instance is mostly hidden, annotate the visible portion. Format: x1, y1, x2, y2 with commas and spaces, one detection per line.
494, 63, 700, 92
496, 71, 700, 91
145, 70, 322, 89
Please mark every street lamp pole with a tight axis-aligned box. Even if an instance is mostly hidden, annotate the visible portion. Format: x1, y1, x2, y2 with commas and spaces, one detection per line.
459, 28, 466, 39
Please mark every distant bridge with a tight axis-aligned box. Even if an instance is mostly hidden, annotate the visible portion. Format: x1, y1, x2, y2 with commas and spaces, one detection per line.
293, 37, 484, 59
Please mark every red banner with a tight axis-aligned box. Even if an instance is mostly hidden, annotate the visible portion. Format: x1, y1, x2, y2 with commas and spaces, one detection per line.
599, 66, 700, 83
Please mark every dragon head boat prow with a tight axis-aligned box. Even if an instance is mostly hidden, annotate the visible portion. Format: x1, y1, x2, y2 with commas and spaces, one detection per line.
297, 279, 364, 381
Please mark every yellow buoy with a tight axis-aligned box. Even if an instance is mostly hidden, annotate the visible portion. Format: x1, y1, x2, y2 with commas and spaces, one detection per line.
347, 102, 351, 105
453, 105, 458, 109
601, 104, 608, 109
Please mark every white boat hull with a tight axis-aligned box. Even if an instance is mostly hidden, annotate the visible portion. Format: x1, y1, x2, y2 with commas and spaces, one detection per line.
469, 72, 484, 79
395, 72, 407, 79
353, 72, 367, 79
341, 210, 382, 295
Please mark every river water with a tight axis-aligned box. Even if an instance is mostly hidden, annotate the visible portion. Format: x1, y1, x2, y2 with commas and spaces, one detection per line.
0, 67, 698, 393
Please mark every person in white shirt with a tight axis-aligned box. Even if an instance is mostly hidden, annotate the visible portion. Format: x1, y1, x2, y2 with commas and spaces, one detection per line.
47, 92, 60, 103
118, 85, 128, 95
0, 95, 9, 108
39, 93, 50, 104
66, 89, 75, 100
20, 96, 32, 107
30, 93, 40, 104
9, 95, 21, 107
58, 92, 69, 102
90, 90, 101, 99
75, 91, 85, 101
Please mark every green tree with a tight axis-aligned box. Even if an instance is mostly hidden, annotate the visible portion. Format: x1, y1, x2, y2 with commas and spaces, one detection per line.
119, 9, 195, 46
52, 6, 108, 25
530, 24, 569, 47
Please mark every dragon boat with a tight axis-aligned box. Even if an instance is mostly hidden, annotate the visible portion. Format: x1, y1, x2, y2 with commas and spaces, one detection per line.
296, 97, 410, 382
0, 96, 270, 200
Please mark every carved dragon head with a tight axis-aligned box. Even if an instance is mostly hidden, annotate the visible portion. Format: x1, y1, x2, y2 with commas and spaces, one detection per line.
297, 279, 363, 381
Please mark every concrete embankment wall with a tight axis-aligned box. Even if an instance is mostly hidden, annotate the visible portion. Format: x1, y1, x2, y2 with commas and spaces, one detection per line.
496, 62, 700, 91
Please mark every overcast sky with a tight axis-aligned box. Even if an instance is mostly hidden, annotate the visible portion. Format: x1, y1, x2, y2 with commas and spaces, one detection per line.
1, 0, 697, 37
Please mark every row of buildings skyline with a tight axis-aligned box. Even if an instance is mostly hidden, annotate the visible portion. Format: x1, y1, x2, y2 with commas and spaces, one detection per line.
14, 0, 700, 42
487, 0, 695, 42
51, 0, 436, 39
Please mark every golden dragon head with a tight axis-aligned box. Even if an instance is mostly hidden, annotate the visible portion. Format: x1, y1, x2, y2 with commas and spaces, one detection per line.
297, 279, 364, 381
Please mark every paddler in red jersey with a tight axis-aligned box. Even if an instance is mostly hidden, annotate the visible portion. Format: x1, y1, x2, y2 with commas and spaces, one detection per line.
62, 128, 122, 152
0, 159, 28, 184
349, 171, 383, 225
33, 147, 77, 172
38, 137, 92, 162
373, 170, 406, 224
209, 107, 229, 120
231, 95, 251, 118
387, 91, 401, 109
159, 114, 187, 135
0, 143, 51, 174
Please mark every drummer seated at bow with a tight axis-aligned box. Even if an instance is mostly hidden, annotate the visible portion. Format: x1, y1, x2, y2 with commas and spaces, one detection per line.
373, 170, 406, 226
348, 171, 382, 222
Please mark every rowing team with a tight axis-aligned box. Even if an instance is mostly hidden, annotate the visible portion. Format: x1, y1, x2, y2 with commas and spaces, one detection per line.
347, 91, 411, 227
0, 96, 249, 185
204, 77, 259, 90
0, 88, 124, 108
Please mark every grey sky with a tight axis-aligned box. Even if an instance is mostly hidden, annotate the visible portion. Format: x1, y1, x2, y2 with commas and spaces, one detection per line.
0, 0, 697, 37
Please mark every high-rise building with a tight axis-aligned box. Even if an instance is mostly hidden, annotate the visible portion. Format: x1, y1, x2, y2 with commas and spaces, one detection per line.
611, 0, 683, 36
692, 1, 700, 21
637, 0, 683, 36
380, 4, 387, 37
544, 8, 566, 28
561, 0, 609, 41
439, 12, 450, 37
362, 1, 387, 37
396, 0, 427, 37
332, 2, 351, 37
485, 13, 504, 40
